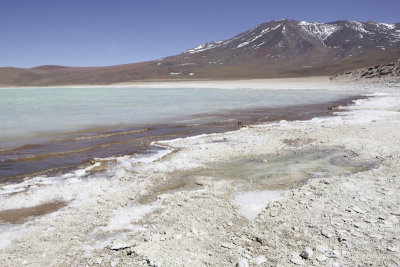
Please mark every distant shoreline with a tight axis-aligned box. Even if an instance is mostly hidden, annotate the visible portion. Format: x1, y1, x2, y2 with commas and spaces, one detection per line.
0, 76, 360, 90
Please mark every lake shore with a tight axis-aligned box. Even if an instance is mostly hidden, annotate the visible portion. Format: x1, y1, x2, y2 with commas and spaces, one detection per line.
0, 94, 361, 184
0, 76, 369, 90
0, 79, 399, 266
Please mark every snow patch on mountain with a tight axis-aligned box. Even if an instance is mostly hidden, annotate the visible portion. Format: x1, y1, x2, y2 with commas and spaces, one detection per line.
376, 23, 396, 30
347, 21, 369, 33
186, 42, 220, 54
237, 24, 281, 48
184, 19, 400, 55
298, 21, 341, 41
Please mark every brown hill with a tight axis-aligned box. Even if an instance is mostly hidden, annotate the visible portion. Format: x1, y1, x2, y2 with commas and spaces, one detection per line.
1, 19, 399, 86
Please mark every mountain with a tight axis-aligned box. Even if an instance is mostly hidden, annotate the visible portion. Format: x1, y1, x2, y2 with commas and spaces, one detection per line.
1, 19, 399, 86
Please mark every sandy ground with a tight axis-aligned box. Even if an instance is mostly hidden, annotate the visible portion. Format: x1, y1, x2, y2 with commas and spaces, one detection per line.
0, 80, 399, 266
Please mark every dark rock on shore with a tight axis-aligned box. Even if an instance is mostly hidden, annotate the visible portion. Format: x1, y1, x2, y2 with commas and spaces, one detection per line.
331, 62, 400, 82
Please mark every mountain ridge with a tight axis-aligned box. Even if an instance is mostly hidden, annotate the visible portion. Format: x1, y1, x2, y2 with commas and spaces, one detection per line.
1, 19, 399, 86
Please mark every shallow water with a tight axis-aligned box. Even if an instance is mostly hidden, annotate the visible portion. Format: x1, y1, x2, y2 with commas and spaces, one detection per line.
139, 149, 378, 204
0, 87, 356, 144
0, 87, 360, 182
193, 149, 378, 191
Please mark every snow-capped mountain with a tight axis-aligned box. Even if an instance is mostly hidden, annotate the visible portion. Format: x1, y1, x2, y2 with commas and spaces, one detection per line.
159, 19, 400, 78
0, 19, 399, 86
185, 20, 400, 54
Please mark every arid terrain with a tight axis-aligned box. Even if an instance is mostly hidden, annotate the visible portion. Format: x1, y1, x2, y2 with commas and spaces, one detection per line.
0, 78, 398, 266
0, 19, 399, 86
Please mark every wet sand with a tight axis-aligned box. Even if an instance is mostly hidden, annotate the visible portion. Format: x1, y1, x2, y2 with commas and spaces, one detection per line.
0, 201, 66, 224
0, 95, 363, 184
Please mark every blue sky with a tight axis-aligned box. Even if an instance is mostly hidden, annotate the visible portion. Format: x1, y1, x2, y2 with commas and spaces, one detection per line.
0, 0, 399, 68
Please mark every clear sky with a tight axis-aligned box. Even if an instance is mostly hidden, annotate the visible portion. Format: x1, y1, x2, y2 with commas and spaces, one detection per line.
1, 0, 399, 68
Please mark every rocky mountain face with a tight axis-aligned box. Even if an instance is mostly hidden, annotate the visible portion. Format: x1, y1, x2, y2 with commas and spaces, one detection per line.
163, 19, 400, 78
331, 61, 400, 82
1, 19, 399, 86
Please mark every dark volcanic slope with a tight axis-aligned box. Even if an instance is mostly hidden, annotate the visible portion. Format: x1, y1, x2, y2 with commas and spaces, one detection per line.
1, 19, 400, 86
331, 62, 400, 81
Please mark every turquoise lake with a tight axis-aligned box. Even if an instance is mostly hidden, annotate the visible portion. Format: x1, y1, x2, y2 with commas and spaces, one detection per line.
0, 87, 356, 144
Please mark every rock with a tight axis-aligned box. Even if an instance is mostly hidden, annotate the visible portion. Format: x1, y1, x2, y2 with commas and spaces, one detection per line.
109, 241, 135, 251
110, 259, 120, 267
243, 254, 251, 259
332, 62, 400, 82
352, 206, 364, 214
174, 234, 182, 240
236, 259, 249, 267
300, 247, 313, 259
316, 254, 327, 262
255, 236, 268, 245
191, 228, 198, 235
139, 189, 149, 196
337, 234, 348, 243
221, 242, 236, 249
252, 255, 267, 265
290, 254, 305, 265
387, 246, 399, 252
316, 244, 329, 253
328, 250, 341, 258
321, 229, 333, 238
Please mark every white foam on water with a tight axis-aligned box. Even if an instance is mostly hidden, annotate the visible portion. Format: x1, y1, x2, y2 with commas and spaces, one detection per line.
233, 190, 284, 221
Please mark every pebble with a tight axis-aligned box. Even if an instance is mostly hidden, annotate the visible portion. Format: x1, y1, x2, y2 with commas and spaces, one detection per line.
174, 234, 182, 240
316, 244, 329, 253
255, 236, 268, 245
316, 254, 327, 262
110, 241, 135, 251
387, 246, 399, 252
110, 259, 120, 267
236, 259, 249, 267
191, 228, 198, 235
300, 247, 313, 259
221, 242, 236, 249
252, 255, 267, 265
290, 254, 305, 265
328, 250, 341, 258
321, 229, 333, 238
352, 206, 364, 214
